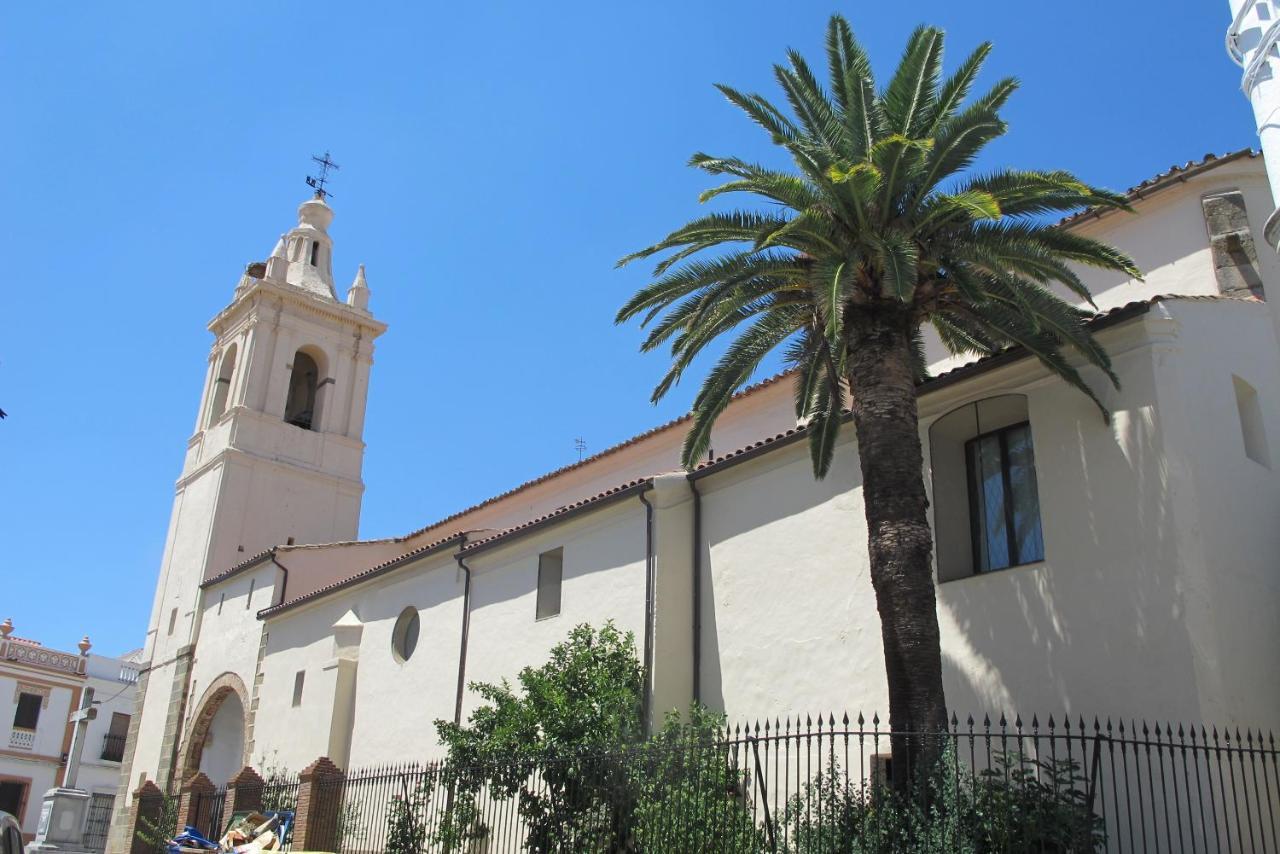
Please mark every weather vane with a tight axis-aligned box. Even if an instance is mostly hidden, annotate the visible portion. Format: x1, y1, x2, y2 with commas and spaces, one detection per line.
306, 151, 340, 199
574, 438, 587, 461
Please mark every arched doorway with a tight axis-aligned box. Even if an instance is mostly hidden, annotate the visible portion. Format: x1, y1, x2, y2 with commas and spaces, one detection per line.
181, 673, 249, 787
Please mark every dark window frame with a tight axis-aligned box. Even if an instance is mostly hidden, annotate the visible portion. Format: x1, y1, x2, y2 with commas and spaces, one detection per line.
12, 694, 41, 731
535, 548, 564, 621
964, 420, 1044, 575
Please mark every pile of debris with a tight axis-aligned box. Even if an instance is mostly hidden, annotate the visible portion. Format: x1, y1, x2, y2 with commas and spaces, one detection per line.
169, 811, 292, 854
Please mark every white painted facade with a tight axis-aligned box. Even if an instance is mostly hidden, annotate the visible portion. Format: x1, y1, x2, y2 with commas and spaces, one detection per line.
116, 153, 1280, 833
0, 622, 139, 845
107, 193, 387, 853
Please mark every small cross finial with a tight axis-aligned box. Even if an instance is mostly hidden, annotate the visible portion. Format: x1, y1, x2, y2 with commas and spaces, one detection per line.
574, 438, 587, 461
306, 151, 340, 200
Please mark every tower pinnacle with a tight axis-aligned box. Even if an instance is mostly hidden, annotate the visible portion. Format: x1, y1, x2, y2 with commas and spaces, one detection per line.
347, 264, 371, 310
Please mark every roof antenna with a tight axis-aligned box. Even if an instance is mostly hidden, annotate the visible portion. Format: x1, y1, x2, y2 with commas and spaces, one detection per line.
574, 437, 587, 462
306, 151, 340, 200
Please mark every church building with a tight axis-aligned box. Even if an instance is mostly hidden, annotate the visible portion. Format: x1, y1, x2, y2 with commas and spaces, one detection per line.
108, 148, 1280, 848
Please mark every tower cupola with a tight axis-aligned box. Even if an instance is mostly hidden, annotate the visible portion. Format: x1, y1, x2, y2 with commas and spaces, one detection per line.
279, 195, 338, 299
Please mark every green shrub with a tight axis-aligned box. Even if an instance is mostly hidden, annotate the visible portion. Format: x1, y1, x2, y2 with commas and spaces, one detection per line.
777, 749, 1103, 853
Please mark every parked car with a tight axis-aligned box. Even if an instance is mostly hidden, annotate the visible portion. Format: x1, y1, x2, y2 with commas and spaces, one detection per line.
0, 811, 21, 854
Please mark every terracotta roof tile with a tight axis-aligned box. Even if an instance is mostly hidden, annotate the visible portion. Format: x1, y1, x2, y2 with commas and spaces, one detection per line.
394, 372, 791, 543
1058, 149, 1258, 228
261, 478, 653, 616
257, 531, 467, 617
203, 549, 276, 587
459, 478, 653, 554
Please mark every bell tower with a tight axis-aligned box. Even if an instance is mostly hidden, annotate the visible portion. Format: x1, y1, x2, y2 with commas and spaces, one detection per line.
121, 191, 387, 795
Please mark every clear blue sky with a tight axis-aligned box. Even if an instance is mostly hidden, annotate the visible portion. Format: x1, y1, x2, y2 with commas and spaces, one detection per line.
0, 1, 1256, 656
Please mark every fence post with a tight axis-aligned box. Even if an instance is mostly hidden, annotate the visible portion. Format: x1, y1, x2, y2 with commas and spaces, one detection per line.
175, 772, 215, 834
293, 757, 344, 852
226, 766, 265, 818
127, 780, 165, 854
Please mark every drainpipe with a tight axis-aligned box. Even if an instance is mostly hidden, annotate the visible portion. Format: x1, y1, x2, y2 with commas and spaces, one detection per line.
269, 552, 290, 608
688, 477, 702, 705
454, 546, 473, 725
638, 488, 655, 731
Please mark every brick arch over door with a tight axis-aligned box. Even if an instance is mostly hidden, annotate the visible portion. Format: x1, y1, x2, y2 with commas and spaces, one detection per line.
178, 672, 249, 785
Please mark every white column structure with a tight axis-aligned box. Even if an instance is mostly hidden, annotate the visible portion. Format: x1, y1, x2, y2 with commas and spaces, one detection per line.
114, 191, 387, 824
1228, 0, 1280, 246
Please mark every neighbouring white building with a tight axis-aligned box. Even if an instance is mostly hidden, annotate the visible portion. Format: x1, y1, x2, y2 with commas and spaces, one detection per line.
0, 620, 140, 847
106, 147, 1280, 847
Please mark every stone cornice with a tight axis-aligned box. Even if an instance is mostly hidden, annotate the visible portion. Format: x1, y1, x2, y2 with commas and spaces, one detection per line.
176, 438, 367, 492
208, 278, 386, 339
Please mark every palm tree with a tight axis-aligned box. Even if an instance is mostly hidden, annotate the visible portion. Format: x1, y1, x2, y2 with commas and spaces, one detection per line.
616, 17, 1139, 779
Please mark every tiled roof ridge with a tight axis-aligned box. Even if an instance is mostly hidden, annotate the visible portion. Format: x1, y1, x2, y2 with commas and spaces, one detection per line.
261, 478, 653, 616
1058, 149, 1258, 228
257, 531, 468, 618
459, 478, 653, 553
390, 370, 792, 543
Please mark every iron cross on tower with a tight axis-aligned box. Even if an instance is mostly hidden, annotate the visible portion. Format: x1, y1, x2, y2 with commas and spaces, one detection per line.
306, 151, 340, 199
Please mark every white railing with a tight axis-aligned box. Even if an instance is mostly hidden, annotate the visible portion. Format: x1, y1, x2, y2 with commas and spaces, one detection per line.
8, 729, 35, 750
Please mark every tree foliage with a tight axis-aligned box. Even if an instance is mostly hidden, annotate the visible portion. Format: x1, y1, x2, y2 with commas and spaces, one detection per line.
432, 622, 759, 852
616, 16, 1140, 477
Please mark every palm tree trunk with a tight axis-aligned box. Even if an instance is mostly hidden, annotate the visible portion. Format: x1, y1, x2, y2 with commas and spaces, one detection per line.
844, 307, 948, 790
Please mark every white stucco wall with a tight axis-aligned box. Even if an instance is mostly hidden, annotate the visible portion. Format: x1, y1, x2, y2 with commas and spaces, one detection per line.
459, 499, 649, 726
1145, 299, 1280, 726
340, 552, 465, 766
697, 438, 881, 718
691, 299, 1280, 730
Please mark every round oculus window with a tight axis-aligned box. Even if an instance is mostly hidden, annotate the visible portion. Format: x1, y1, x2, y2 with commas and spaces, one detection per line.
392, 607, 420, 662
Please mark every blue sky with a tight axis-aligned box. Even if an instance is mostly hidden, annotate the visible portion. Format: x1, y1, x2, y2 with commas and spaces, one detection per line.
0, 1, 1256, 656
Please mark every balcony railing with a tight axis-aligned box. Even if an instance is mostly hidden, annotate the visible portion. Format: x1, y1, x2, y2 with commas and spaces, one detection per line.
101, 733, 126, 763
9, 728, 34, 750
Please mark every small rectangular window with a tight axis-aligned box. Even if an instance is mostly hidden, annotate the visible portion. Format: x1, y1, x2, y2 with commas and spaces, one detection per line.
217, 593, 225, 615
246, 579, 256, 609
535, 548, 563, 620
1235, 375, 1270, 467
292, 671, 305, 707
107, 712, 130, 738
965, 422, 1044, 573
167, 608, 178, 636
13, 693, 41, 730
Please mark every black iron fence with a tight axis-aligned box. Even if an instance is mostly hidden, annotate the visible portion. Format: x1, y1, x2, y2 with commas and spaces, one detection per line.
82, 792, 115, 850
262, 772, 301, 814
101, 733, 127, 763
191, 786, 227, 844
312, 712, 1277, 853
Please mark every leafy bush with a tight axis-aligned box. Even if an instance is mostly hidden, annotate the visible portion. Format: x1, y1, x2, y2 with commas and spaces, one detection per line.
629, 706, 762, 853
434, 621, 644, 851
966, 752, 1104, 853
778, 749, 1104, 853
